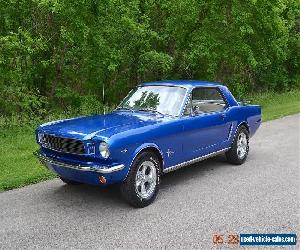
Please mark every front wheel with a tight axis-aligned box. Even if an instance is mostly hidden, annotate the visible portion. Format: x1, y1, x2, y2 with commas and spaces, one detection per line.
226, 126, 249, 165
120, 151, 161, 208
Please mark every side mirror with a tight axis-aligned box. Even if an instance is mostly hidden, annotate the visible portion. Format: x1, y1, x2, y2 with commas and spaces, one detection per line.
240, 100, 251, 106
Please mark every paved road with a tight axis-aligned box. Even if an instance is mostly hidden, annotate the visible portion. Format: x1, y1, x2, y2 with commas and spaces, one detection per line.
0, 115, 299, 249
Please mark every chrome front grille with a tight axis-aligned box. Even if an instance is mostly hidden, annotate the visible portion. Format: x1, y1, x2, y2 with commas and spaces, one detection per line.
39, 134, 85, 155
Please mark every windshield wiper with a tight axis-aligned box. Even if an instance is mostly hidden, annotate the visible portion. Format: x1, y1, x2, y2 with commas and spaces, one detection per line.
115, 106, 134, 112
137, 108, 165, 116
117, 107, 168, 116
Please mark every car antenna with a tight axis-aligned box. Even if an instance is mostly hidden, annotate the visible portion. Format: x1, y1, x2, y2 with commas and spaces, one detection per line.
103, 83, 106, 115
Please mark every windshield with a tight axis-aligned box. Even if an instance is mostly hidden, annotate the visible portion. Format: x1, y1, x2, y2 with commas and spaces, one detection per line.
118, 85, 187, 116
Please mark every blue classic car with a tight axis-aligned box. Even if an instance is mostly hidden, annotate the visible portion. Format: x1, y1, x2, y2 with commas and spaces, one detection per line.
35, 80, 261, 207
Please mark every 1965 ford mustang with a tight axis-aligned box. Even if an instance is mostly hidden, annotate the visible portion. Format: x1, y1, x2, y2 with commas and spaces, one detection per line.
35, 80, 261, 207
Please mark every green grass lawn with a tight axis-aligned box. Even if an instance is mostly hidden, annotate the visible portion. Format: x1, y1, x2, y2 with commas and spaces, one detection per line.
0, 90, 299, 192
250, 89, 300, 121
0, 129, 55, 191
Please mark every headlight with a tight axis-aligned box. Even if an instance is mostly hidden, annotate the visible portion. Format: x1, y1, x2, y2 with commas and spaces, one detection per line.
38, 133, 44, 143
99, 142, 110, 158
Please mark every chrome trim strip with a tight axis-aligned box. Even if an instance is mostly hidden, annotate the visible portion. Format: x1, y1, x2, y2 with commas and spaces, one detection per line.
34, 151, 124, 174
163, 148, 230, 173
227, 122, 234, 140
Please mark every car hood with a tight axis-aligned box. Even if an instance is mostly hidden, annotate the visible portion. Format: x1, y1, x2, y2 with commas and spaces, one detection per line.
38, 111, 167, 141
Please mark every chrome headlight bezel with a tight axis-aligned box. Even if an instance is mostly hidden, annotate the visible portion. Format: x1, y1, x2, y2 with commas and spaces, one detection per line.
99, 142, 110, 159
37, 132, 44, 144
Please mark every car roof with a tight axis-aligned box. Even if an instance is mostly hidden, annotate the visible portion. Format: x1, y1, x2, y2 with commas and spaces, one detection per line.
140, 80, 224, 89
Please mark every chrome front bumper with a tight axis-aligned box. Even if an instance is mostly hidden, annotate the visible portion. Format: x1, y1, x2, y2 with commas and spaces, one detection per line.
34, 151, 125, 174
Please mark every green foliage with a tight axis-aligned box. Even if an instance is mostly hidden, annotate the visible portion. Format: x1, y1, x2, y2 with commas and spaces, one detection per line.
0, 0, 299, 119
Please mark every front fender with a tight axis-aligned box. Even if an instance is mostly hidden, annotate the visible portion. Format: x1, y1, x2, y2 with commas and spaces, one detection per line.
129, 143, 164, 169
108, 142, 164, 182
122, 143, 164, 179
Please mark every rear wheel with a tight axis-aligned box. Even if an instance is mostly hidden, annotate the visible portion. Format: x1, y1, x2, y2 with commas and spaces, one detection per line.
59, 177, 81, 185
226, 126, 249, 165
120, 151, 161, 208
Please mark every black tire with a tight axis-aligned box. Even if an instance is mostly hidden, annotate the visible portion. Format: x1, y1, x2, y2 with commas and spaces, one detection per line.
59, 177, 81, 185
120, 151, 161, 208
226, 126, 249, 165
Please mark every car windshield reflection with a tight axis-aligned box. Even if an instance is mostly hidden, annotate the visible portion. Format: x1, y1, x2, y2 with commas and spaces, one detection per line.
118, 85, 187, 116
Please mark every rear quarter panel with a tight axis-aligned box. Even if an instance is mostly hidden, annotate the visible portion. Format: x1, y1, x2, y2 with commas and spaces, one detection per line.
219, 85, 261, 138
244, 105, 262, 136
226, 105, 261, 138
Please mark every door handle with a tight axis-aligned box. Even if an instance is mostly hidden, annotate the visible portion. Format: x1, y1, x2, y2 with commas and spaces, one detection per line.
220, 113, 226, 120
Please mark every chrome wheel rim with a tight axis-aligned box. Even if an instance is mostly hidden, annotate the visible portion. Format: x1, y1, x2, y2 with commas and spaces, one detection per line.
135, 161, 157, 199
237, 132, 248, 159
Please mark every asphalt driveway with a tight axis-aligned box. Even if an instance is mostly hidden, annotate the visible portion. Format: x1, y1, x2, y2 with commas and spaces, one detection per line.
0, 114, 299, 249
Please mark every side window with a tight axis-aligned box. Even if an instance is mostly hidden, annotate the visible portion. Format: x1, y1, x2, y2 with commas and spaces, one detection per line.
191, 88, 226, 114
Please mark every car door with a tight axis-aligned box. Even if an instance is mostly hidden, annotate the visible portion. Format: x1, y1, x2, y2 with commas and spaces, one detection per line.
181, 87, 232, 161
